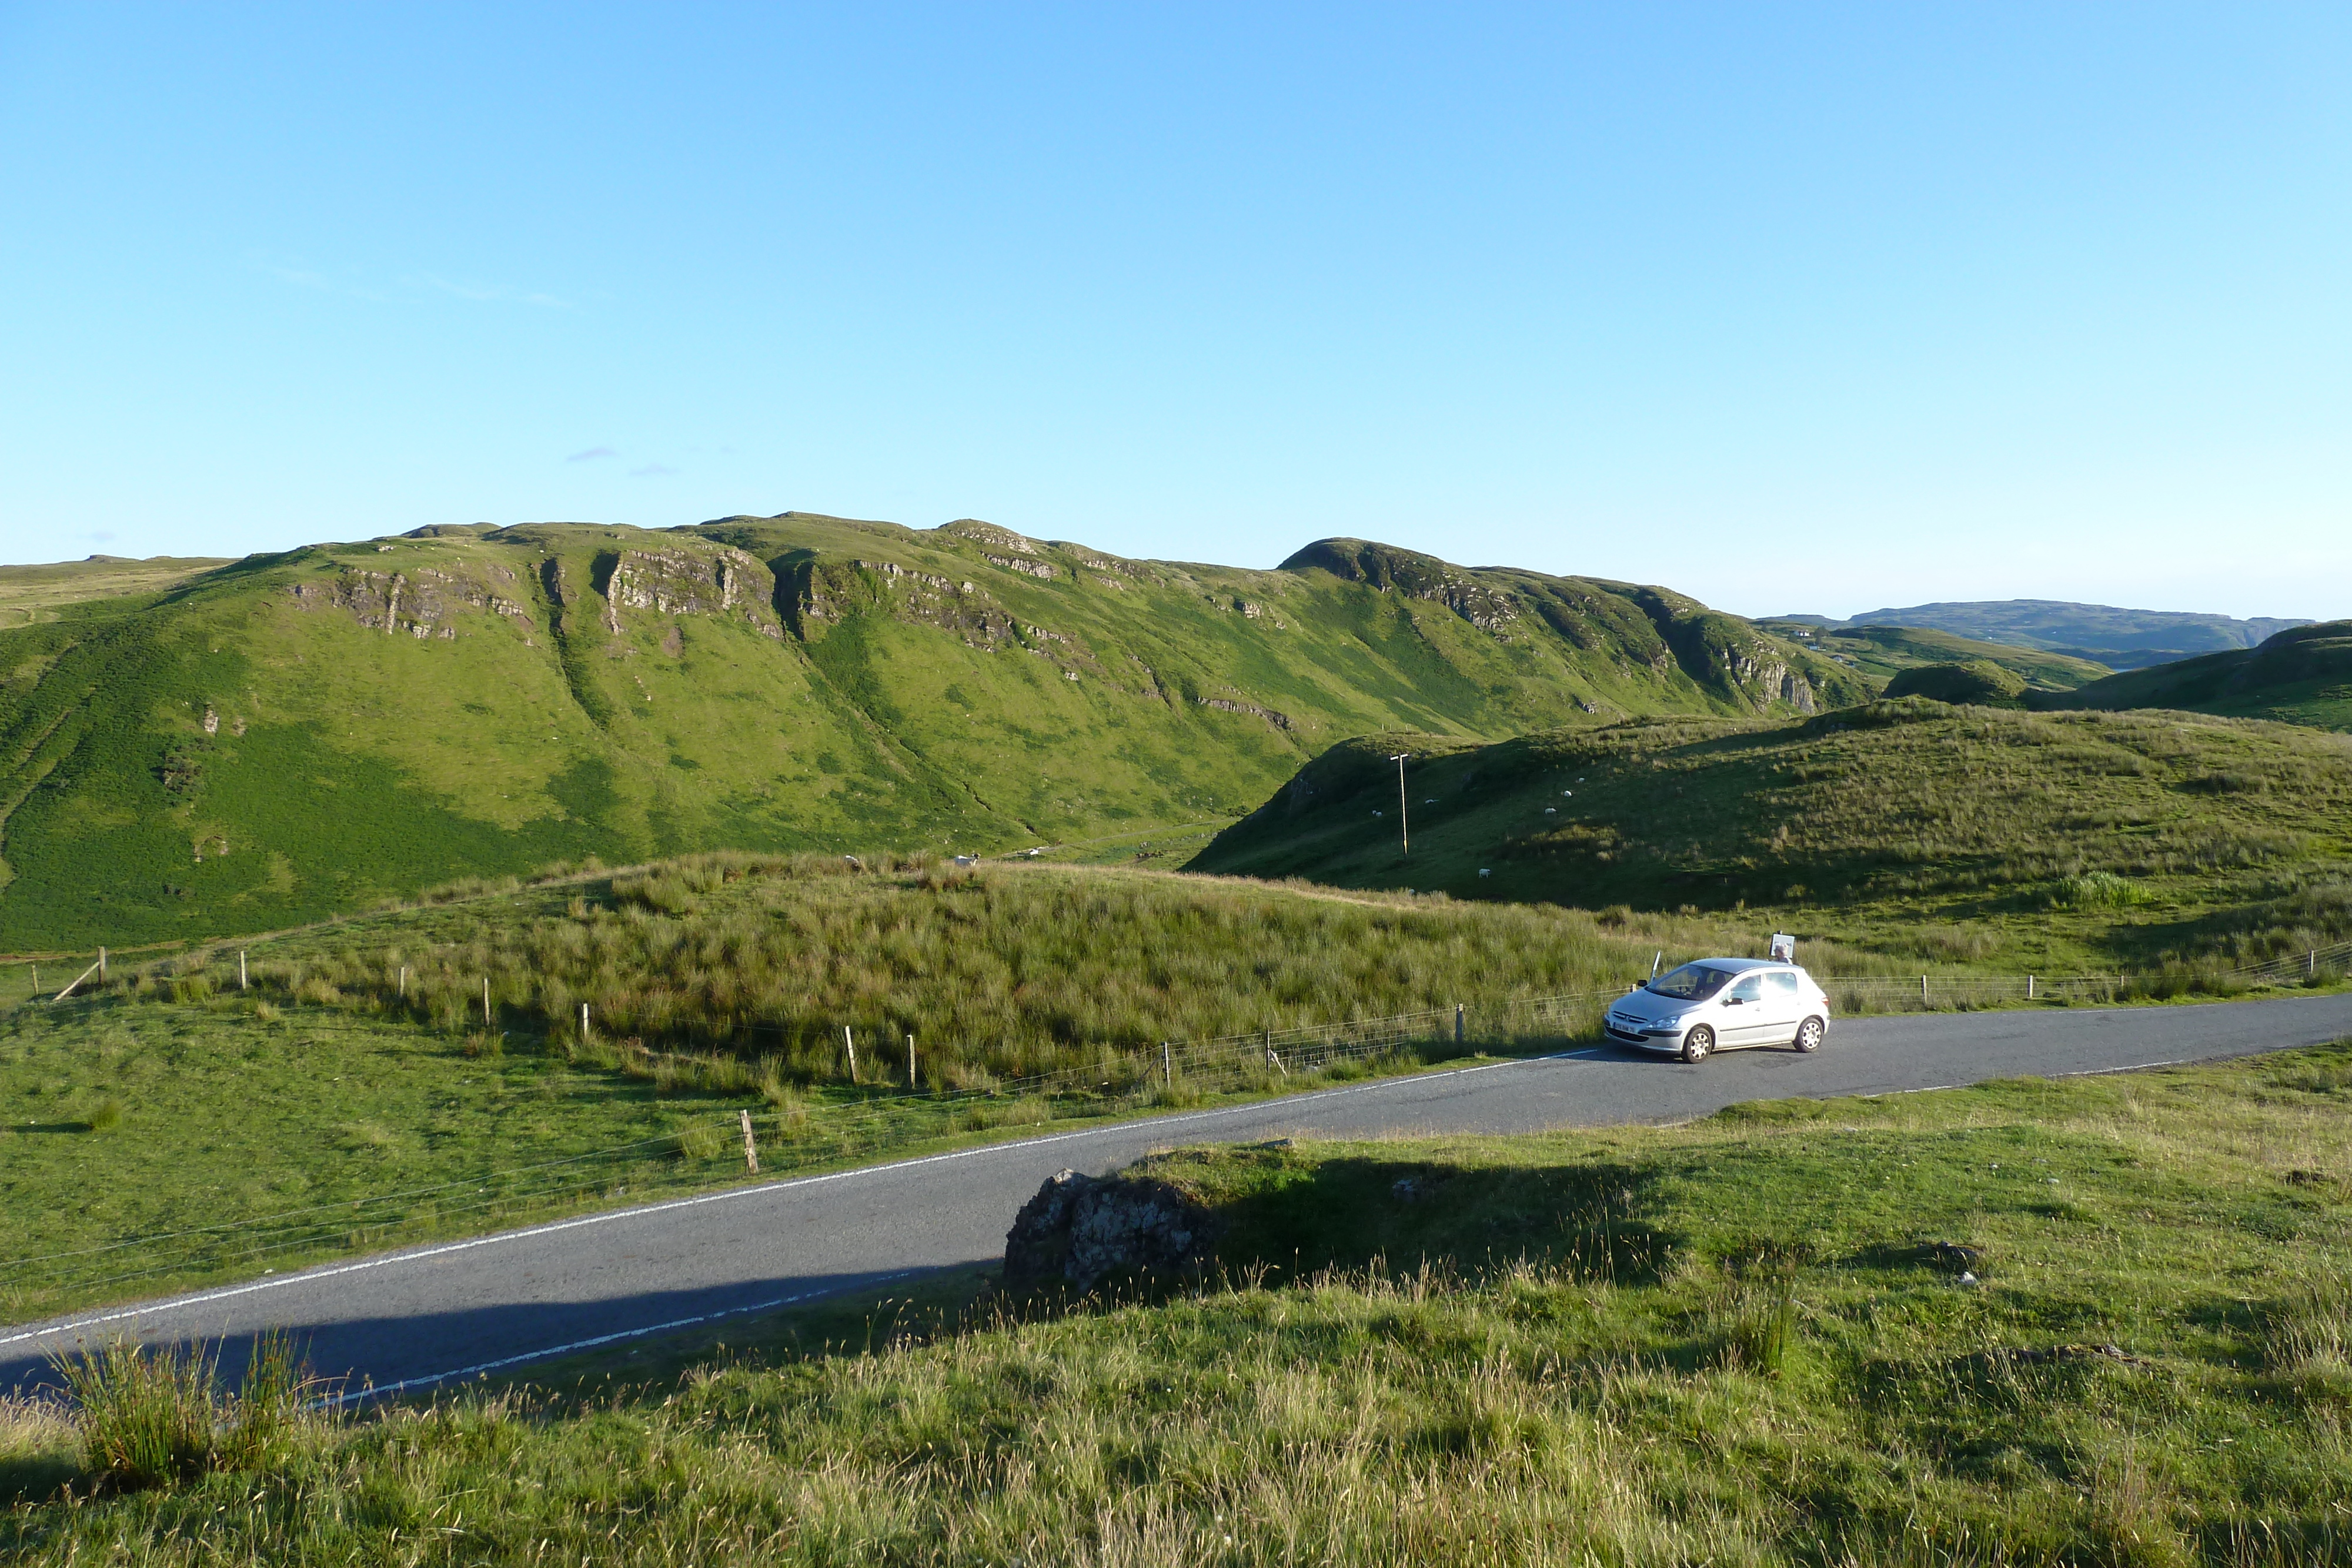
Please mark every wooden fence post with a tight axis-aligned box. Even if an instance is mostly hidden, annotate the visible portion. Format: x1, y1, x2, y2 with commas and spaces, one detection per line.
1455, 1002, 1465, 1045
581, 1002, 591, 1041
740, 1109, 759, 1175
907, 1032, 916, 1089
843, 1026, 858, 1083
1162, 1041, 1171, 1086
483, 978, 492, 1026
1920, 975, 1929, 1005
98, 947, 107, 982
239, 951, 248, 991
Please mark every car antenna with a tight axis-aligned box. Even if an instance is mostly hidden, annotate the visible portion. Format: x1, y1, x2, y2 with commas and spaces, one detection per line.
1650, 951, 1662, 979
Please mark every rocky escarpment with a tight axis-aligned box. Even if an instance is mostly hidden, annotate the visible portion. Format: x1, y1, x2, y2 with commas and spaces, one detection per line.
599, 546, 783, 639
288, 563, 532, 640
1282, 538, 1522, 633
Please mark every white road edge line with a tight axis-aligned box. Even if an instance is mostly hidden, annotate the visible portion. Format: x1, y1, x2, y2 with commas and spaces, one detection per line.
326, 1270, 924, 1407
4, 1048, 1583, 1350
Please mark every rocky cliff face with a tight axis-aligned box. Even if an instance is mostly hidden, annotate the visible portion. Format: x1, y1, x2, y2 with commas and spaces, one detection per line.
288, 563, 531, 640
600, 546, 782, 639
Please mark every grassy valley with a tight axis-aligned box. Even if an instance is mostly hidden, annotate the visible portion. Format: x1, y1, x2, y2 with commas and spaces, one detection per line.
9, 1044, 2351, 1563
1757, 620, 2113, 692
0, 518, 1861, 951
1190, 702, 2352, 977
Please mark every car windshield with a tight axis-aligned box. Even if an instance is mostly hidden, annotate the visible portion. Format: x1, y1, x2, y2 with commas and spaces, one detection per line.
1646, 963, 1735, 1001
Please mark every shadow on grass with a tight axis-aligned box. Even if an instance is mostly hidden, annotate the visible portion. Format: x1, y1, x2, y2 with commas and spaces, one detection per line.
1138, 1148, 1682, 1289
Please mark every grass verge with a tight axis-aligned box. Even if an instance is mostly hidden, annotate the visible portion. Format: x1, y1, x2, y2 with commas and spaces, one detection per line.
7, 1042, 2350, 1562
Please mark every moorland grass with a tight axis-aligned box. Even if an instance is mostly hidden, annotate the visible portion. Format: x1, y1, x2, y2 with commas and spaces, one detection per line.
5, 858, 2036, 1318
6, 1044, 2350, 1563
93, 855, 1962, 1085
1194, 703, 2352, 977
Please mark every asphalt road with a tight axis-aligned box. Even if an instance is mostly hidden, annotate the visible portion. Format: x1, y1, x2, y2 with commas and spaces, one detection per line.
8, 991, 2351, 1399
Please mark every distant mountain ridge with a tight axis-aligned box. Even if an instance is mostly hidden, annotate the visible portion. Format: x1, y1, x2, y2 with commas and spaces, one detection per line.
1779, 599, 2310, 671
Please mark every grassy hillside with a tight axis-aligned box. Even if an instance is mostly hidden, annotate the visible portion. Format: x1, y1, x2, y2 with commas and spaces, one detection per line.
1757, 620, 2112, 691
1190, 703, 2352, 975
0, 516, 1861, 950
0, 556, 230, 629
2043, 620, 2352, 732
1783, 599, 2308, 670
10, 1045, 2352, 1563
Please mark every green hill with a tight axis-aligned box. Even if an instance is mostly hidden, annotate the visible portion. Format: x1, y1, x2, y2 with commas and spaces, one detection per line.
1758, 620, 2110, 690
1188, 702, 2352, 972
0, 516, 1862, 950
2040, 620, 2352, 731
1881, 659, 2030, 706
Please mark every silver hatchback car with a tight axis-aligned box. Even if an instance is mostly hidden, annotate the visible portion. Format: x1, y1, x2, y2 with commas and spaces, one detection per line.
1604, 959, 1831, 1063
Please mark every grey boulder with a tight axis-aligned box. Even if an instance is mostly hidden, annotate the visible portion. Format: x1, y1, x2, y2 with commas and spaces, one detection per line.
1002, 1168, 1221, 1293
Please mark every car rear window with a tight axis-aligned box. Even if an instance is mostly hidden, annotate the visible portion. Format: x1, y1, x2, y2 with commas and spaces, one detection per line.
1768, 971, 1800, 995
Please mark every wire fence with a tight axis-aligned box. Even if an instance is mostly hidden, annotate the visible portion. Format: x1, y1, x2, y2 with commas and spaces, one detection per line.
2221, 940, 2352, 988
5, 951, 2347, 1310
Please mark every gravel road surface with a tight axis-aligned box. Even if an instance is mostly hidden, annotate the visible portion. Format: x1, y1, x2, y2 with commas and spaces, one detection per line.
8, 991, 2350, 1398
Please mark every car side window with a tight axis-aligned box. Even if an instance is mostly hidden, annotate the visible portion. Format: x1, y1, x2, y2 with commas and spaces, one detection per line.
1726, 975, 1765, 1004
1767, 972, 1800, 996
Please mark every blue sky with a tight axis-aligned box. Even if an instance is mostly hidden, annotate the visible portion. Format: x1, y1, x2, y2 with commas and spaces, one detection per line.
2, 4, 2347, 618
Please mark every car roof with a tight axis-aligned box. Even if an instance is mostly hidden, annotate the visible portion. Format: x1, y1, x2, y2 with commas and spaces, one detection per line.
1686, 958, 1787, 973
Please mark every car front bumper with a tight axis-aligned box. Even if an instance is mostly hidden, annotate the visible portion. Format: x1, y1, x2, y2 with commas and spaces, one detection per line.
1605, 1019, 1687, 1054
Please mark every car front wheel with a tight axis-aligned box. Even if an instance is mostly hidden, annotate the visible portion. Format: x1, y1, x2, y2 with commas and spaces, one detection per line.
1681, 1025, 1713, 1064
1794, 1016, 1825, 1053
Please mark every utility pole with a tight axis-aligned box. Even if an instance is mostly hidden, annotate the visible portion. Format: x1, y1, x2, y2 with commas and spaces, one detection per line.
1388, 752, 1411, 855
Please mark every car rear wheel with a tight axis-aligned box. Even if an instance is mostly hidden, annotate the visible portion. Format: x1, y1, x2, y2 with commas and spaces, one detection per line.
1681, 1025, 1713, 1064
1794, 1016, 1825, 1053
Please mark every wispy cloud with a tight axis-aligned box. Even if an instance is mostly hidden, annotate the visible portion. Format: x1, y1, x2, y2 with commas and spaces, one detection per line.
406, 273, 574, 309
258, 259, 390, 302
567, 446, 618, 463
629, 464, 678, 478
252, 254, 578, 309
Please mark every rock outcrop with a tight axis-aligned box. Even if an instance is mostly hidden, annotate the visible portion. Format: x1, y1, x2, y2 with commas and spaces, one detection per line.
1002, 1168, 1220, 1292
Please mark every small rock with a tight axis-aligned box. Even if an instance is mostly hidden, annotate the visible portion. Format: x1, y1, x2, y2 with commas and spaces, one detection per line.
1922, 1241, 1982, 1271
1958, 1271, 1979, 1286
1392, 1177, 1422, 1202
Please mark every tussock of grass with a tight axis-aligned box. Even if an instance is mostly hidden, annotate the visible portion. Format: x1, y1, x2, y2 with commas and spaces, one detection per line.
10, 1044, 2352, 1563
49, 1333, 320, 1495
